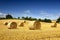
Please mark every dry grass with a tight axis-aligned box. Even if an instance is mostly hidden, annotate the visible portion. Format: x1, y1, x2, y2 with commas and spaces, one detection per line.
0, 19, 60, 40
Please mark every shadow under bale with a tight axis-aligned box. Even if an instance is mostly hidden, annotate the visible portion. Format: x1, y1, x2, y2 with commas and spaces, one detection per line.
51, 23, 57, 27
8, 22, 17, 29
4, 22, 8, 25
29, 20, 41, 30
29, 27, 35, 30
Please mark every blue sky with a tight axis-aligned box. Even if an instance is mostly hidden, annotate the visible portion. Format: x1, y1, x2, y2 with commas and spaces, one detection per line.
0, 0, 60, 20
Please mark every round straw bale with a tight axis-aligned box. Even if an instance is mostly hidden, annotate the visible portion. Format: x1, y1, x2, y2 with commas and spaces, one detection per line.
20, 22, 24, 27
28, 21, 35, 30
4, 22, 8, 25
33, 20, 41, 30
19, 21, 26, 27
8, 22, 17, 29
51, 23, 57, 27
24, 21, 26, 23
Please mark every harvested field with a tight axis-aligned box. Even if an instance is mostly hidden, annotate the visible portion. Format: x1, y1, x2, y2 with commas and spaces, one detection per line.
0, 19, 60, 40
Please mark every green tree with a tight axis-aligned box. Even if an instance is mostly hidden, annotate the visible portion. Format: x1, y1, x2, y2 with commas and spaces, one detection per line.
29, 17, 32, 20
6, 14, 13, 19
56, 17, 60, 23
43, 18, 52, 23
38, 18, 41, 21
25, 16, 29, 20
18, 17, 20, 19
22, 16, 25, 19
32, 18, 37, 20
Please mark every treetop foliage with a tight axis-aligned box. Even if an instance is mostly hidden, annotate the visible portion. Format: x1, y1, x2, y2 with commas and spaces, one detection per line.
6, 14, 13, 19
56, 17, 60, 23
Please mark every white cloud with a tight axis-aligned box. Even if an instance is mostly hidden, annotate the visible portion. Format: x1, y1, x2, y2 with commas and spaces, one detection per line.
21, 10, 32, 17
0, 13, 3, 15
55, 13, 60, 18
0, 12, 7, 18
40, 10, 53, 17
20, 10, 60, 20
40, 11, 48, 15
24, 10, 32, 14
39, 10, 60, 20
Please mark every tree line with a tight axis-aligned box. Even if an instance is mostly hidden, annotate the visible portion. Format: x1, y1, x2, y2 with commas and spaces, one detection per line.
0, 14, 60, 23
21, 16, 52, 23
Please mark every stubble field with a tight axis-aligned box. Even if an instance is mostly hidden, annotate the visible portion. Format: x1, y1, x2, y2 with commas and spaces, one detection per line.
0, 19, 60, 40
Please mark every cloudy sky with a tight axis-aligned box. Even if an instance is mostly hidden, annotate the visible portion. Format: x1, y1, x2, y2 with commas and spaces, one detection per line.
0, 0, 60, 20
